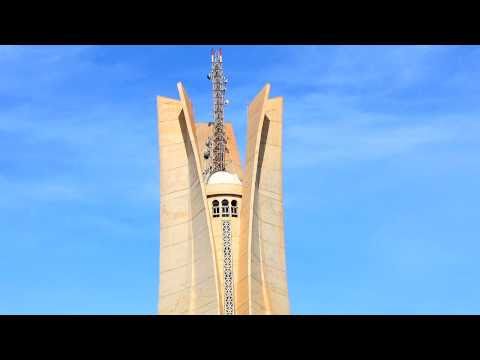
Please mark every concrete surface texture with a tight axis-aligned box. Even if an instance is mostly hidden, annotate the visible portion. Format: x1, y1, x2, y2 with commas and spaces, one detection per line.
157, 82, 289, 314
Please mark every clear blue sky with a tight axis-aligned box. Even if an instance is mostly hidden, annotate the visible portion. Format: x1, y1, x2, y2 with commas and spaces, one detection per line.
1, 45, 479, 314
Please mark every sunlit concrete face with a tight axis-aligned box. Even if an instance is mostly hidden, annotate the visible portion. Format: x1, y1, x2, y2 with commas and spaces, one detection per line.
157, 83, 289, 315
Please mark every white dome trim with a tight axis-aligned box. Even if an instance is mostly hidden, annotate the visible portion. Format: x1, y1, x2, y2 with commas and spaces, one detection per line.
207, 171, 241, 185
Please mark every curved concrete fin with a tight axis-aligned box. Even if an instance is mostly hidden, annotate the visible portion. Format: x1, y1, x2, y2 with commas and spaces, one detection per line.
257, 96, 289, 314
237, 84, 290, 314
156, 83, 221, 314
237, 83, 270, 314
177, 82, 222, 314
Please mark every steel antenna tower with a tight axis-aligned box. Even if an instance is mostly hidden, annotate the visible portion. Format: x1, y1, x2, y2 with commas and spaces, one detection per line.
204, 48, 229, 176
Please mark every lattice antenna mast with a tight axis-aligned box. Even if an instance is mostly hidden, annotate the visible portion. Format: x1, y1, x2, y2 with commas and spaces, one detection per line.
205, 48, 229, 175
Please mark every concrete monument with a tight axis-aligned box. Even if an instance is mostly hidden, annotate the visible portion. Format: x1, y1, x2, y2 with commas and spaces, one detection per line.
156, 49, 289, 314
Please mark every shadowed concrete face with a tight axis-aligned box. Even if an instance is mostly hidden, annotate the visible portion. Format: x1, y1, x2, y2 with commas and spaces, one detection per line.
157, 83, 289, 315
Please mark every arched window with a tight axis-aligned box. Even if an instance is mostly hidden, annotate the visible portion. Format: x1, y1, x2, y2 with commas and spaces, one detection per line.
231, 200, 238, 217
212, 200, 220, 218
221, 199, 229, 217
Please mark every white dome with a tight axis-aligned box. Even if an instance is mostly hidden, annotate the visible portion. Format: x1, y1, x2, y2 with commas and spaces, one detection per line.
207, 171, 241, 185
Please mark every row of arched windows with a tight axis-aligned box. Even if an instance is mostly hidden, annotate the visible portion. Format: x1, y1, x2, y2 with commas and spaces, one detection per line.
212, 199, 238, 218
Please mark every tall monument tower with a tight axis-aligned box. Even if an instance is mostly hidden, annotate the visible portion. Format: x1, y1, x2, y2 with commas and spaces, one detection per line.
156, 49, 289, 315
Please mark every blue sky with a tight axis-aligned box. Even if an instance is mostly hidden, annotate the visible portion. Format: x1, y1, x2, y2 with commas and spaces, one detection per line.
1, 45, 479, 314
